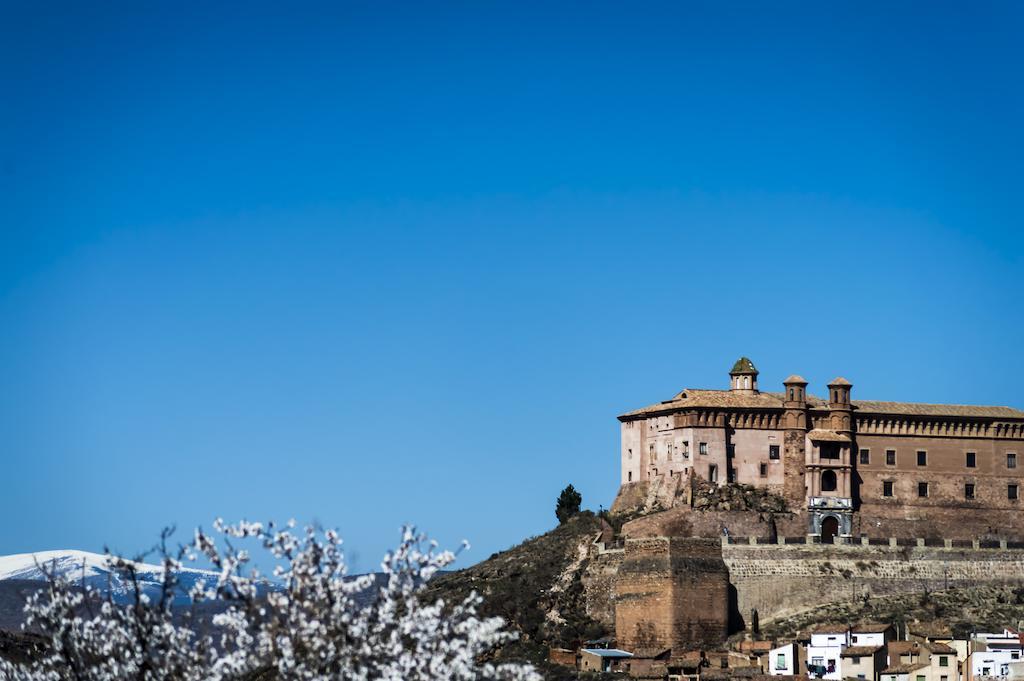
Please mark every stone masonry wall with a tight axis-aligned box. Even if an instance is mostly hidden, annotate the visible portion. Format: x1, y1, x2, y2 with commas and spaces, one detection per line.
722, 542, 1024, 624
615, 537, 729, 652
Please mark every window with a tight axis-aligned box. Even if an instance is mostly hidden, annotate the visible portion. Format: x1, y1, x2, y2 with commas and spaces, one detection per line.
917, 676, 926, 681
852, 657, 861, 664
627, 448, 632, 459
939, 657, 949, 667
776, 654, 786, 670
769, 445, 780, 460
699, 442, 708, 455
821, 470, 838, 492
859, 448, 870, 464
967, 452, 977, 468
708, 464, 718, 483
965, 483, 975, 499
627, 471, 632, 482
760, 463, 768, 477
682, 441, 689, 455
820, 444, 840, 460
917, 450, 927, 466
883, 481, 894, 497
918, 482, 929, 497
649, 443, 655, 456
886, 449, 896, 466
1010, 484, 1019, 501
1008, 453, 1017, 469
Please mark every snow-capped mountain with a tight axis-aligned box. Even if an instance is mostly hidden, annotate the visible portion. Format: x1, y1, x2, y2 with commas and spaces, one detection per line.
0, 550, 218, 605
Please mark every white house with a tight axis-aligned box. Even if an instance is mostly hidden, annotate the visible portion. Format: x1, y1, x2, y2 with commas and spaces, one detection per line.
769, 642, 802, 676
807, 627, 850, 679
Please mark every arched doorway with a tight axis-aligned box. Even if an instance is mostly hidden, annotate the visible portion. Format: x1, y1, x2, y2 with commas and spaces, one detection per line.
821, 516, 839, 544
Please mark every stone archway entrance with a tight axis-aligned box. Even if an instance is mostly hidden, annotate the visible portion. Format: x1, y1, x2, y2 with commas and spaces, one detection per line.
821, 516, 839, 544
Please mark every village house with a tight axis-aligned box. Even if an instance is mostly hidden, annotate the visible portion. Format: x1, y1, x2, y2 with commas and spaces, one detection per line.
807, 626, 850, 679
883, 641, 958, 681
766, 642, 802, 676
967, 628, 1024, 681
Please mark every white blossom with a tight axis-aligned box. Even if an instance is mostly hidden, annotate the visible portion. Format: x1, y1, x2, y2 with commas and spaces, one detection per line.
0, 521, 539, 681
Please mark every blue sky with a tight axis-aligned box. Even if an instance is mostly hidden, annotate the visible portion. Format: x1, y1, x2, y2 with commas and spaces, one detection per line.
1, 1, 1022, 570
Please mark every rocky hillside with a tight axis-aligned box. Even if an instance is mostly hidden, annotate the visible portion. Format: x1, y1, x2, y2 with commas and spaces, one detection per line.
759, 584, 1024, 640
425, 512, 613, 677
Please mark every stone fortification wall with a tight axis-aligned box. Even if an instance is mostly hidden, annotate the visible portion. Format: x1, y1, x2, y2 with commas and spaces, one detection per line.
581, 532, 1024, 649
615, 537, 730, 652
722, 542, 1024, 624
582, 542, 624, 629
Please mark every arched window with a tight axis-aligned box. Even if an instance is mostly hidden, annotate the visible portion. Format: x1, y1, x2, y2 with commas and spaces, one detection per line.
789, 388, 794, 400
821, 470, 838, 492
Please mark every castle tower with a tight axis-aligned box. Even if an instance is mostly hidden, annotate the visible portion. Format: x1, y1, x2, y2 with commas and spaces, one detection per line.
782, 375, 809, 506
807, 377, 855, 542
828, 377, 853, 433
729, 357, 759, 394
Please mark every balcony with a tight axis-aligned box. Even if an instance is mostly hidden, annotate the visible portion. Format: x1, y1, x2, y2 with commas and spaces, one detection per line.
809, 496, 852, 510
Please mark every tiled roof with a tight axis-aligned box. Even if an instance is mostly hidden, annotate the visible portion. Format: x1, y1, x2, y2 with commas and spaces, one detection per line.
842, 645, 883, 657
852, 400, 1024, 418
784, 375, 808, 384
882, 662, 930, 675
618, 390, 1024, 420
830, 377, 853, 386
928, 643, 956, 654
895, 640, 955, 655
887, 641, 921, 654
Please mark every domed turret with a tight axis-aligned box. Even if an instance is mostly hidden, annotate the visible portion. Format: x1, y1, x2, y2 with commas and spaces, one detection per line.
729, 357, 759, 394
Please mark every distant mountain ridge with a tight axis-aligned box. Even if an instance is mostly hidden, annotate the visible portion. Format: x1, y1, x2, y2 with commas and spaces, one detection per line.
0, 549, 217, 606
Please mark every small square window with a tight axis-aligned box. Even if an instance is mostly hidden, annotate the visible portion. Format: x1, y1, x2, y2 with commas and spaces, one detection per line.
859, 448, 870, 464
1008, 453, 1017, 469
699, 442, 708, 455
886, 450, 896, 466
883, 481, 894, 497
769, 445, 780, 460
917, 451, 927, 466
918, 482, 929, 497
965, 483, 975, 499
966, 452, 976, 468
939, 657, 949, 667
1009, 484, 1019, 501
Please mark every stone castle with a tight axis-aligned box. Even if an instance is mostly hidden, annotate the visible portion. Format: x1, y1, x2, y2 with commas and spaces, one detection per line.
592, 358, 1024, 659
615, 357, 1024, 542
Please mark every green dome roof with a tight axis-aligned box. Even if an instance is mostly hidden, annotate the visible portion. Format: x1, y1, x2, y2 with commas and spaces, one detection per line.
730, 357, 758, 375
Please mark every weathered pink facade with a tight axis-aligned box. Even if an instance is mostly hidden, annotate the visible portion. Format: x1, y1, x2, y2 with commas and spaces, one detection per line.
618, 358, 1024, 540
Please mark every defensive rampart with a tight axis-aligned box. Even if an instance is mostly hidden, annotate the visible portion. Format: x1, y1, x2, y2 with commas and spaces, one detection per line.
583, 533, 1024, 642
721, 539, 1024, 623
